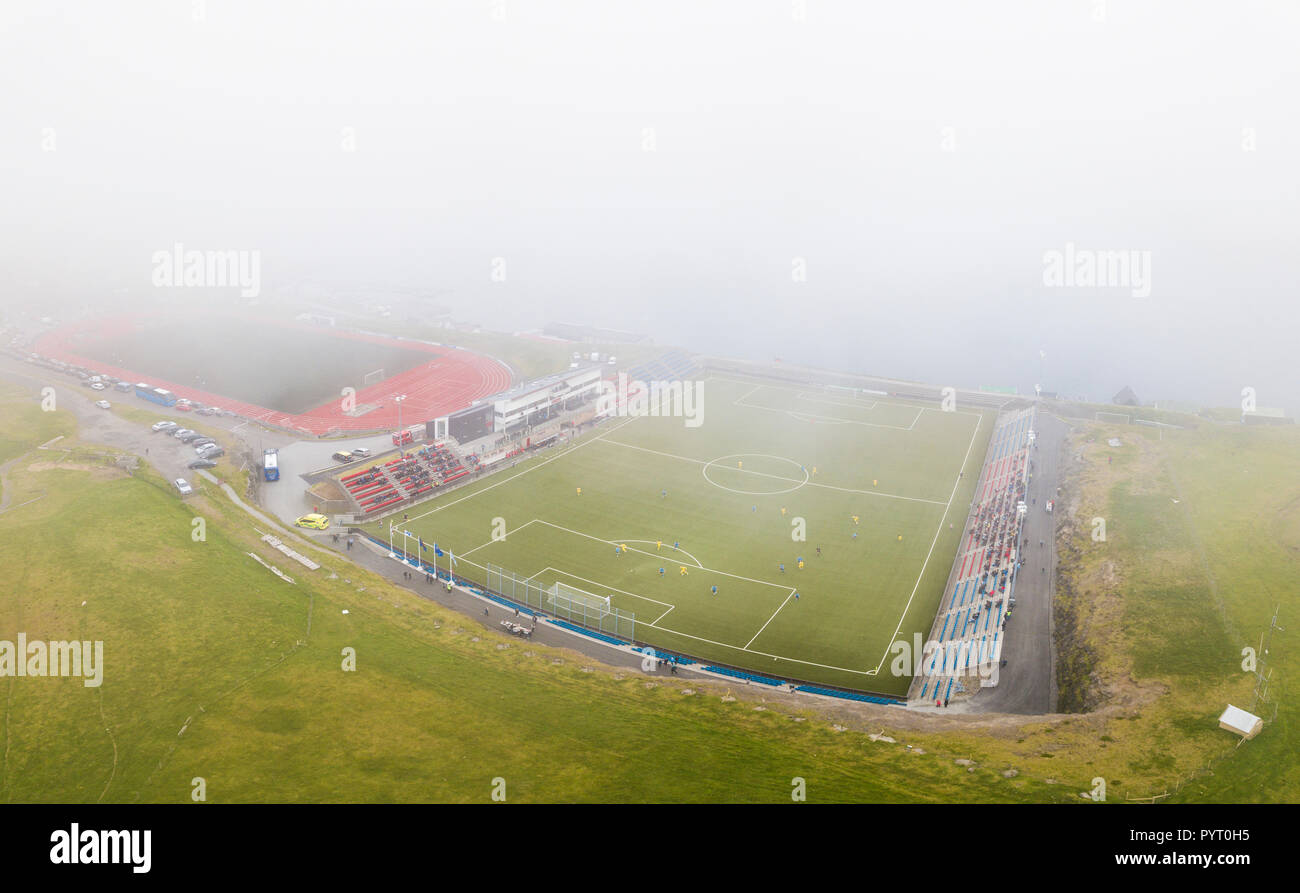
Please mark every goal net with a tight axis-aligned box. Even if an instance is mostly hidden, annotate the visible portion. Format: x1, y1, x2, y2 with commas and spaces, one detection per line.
1094, 411, 1132, 425
548, 581, 611, 618
363, 368, 386, 386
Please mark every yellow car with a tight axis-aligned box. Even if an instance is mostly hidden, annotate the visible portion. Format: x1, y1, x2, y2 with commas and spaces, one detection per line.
294, 513, 331, 530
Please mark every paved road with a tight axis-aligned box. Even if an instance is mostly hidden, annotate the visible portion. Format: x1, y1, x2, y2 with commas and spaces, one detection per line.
0, 354, 292, 491
968, 409, 1070, 714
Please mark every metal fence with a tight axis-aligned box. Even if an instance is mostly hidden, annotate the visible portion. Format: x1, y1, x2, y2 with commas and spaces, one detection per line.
486, 563, 635, 640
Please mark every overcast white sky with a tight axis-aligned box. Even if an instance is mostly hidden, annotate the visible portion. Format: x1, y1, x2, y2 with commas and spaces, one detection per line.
2, 1, 1297, 409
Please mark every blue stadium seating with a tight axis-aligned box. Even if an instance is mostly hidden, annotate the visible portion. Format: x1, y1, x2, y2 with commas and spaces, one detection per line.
702, 665, 785, 686
793, 686, 905, 706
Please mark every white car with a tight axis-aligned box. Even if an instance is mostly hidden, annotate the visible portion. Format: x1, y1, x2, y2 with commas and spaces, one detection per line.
152, 420, 178, 432
94, 400, 111, 410
90, 382, 106, 391
173, 478, 193, 496
1045, 500, 1054, 514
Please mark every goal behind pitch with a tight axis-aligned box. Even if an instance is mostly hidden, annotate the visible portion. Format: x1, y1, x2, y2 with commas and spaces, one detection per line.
548, 581, 611, 618
363, 368, 386, 386
1094, 410, 1132, 425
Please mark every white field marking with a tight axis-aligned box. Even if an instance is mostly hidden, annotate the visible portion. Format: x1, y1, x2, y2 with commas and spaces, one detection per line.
606, 538, 704, 568
650, 604, 675, 624
598, 438, 946, 505
459, 518, 538, 557
406, 415, 640, 523
532, 565, 675, 609
700, 453, 809, 497
867, 410, 984, 676
645, 621, 875, 676
795, 391, 878, 410
744, 588, 798, 649
788, 412, 848, 425
532, 519, 788, 589
714, 375, 982, 419
735, 388, 928, 431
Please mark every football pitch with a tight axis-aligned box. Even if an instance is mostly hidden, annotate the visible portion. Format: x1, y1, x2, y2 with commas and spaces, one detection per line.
370, 376, 994, 694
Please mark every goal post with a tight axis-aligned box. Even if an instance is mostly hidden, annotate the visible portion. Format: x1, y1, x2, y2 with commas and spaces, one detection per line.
485, 563, 636, 640
363, 368, 386, 386
548, 581, 611, 618
1094, 411, 1132, 425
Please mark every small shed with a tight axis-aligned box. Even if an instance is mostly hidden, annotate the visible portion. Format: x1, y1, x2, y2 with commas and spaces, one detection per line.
1218, 704, 1263, 740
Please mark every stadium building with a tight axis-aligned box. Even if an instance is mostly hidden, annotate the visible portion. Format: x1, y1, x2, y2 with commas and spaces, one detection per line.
490, 366, 602, 432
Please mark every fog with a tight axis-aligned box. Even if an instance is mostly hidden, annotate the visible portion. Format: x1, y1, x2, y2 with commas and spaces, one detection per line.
3, 1, 1297, 411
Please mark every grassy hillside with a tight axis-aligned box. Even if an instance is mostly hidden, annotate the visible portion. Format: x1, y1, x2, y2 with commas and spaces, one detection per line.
0, 393, 1037, 803
2, 385, 1295, 803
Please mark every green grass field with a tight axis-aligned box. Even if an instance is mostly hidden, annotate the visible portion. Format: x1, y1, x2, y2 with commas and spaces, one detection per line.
367, 376, 993, 693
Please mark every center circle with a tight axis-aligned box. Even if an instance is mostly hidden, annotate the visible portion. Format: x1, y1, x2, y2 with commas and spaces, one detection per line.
701, 453, 810, 496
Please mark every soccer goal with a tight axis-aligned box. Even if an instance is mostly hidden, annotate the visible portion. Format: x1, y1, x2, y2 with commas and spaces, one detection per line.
1094, 411, 1132, 425
363, 368, 386, 386
548, 581, 611, 618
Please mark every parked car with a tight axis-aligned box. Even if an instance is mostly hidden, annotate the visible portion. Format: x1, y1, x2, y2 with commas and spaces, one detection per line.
1045, 500, 1054, 514
191, 437, 217, 448
152, 421, 178, 432
173, 478, 193, 496
294, 513, 330, 530
332, 451, 354, 463
195, 446, 224, 459
187, 458, 217, 470
94, 400, 111, 410
351, 447, 371, 459
90, 382, 106, 391
175, 401, 192, 412
178, 432, 203, 444
172, 428, 196, 438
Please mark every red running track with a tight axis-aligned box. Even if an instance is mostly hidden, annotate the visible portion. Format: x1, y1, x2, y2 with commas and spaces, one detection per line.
34, 314, 513, 437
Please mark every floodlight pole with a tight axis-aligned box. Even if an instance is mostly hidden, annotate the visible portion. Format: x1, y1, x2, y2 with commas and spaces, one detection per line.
394, 393, 408, 457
